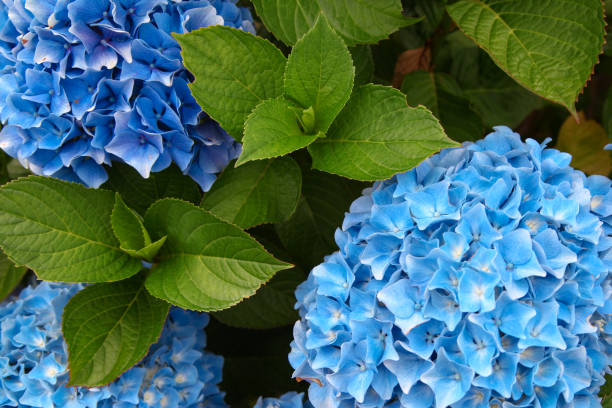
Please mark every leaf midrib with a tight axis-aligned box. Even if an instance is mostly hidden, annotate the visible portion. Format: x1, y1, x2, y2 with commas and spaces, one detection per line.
0, 207, 120, 251
69, 284, 147, 381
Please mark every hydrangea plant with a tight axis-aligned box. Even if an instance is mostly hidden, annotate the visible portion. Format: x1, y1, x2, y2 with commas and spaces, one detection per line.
0, 0, 609, 405
290, 127, 612, 408
0, 0, 253, 189
0, 281, 225, 407
254, 392, 309, 408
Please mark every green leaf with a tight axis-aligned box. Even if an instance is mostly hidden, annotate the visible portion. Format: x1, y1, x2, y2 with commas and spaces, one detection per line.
103, 163, 201, 215
201, 157, 301, 229
401, 71, 484, 142
122, 236, 167, 263
0, 251, 26, 301
412, 0, 447, 37
111, 193, 149, 251
284, 16, 354, 133
175, 26, 287, 141
0, 176, 141, 282
308, 84, 459, 180
144, 199, 292, 311
350, 45, 374, 86
318, 0, 421, 46
447, 0, 606, 114
434, 30, 545, 128
276, 169, 366, 271
110, 194, 167, 261
237, 98, 322, 166
250, 0, 321, 45
63, 274, 169, 386
556, 112, 612, 176
463, 73, 546, 129
252, 0, 418, 46
212, 267, 303, 329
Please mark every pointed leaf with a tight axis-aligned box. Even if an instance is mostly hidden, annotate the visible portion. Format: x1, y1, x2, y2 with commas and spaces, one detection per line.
318, 0, 421, 46
144, 199, 292, 311
201, 157, 301, 229
251, 0, 321, 45
308, 84, 459, 180
252, 0, 418, 46
63, 274, 169, 386
0, 251, 26, 301
111, 193, 149, 251
122, 236, 167, 262
0, 176, 141, 282
237, 98, 322, 166
175, 26, 287, 141
284, 16, 355, 133
447, 0, 605, 114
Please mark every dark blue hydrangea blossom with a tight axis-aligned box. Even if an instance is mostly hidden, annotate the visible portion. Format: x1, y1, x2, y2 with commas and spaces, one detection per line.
254, 392, 311, 408
290, 126, 612, 408
0, 0, 252, 189
0, 281, 226, 407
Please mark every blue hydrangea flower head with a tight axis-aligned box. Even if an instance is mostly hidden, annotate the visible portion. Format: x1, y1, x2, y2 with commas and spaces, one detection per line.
0, 281, 226, 407
254, 392, 311, 408
290, 126, 612, 408
0, 0, 252, 189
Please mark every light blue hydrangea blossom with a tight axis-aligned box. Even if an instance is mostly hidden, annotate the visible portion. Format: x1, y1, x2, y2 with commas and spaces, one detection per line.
0, 281, 226, 407
254, 392, 310, 408
0, 0, 253, 189
290, 127, 612, 408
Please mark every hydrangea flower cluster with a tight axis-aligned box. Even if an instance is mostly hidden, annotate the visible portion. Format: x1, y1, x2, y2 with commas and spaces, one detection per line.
0, 0, 252, 189
290, 126, 612, 408
0, 281, 226, 407
254, 392, 310, 408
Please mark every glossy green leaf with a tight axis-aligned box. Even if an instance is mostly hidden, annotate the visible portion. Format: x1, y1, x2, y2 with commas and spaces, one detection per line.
252, 0, 418, 46
276, 169, 366, 271
0, 251, 26, 301
0, 176, 141, 282
250, 0, 320, 45
175, 26, 287, 141
284, 16, 354, 133
402, 71, 484, 142
103, 163, 201, 215
63, 274, 169, 386
318, 0, 421, 46
201, 157, 301, 229
111, 193, 149, 251
447, 0, 606, 113
308, 84, 459, 180
144, 199, 292, 311
237, 98, 322, 166
212, 267, 303, 329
